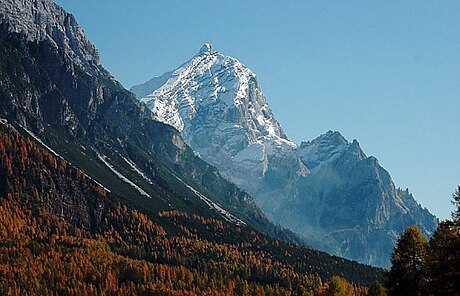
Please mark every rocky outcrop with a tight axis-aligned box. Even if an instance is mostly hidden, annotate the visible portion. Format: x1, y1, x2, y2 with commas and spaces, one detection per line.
0, 0, 99, 72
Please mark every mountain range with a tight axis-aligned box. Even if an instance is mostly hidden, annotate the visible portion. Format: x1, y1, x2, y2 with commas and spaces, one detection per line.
0, 1, 387, 293
0, 0, 300, 242
131, 43, 438, 267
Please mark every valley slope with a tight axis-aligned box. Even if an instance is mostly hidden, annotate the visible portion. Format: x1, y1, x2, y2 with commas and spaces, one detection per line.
0, 122, 382, 294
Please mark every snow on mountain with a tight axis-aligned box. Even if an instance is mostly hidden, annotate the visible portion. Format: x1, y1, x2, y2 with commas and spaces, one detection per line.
174, 174, 246, 226
297, 131, 367, 171
131, 44, 438, 267
96, 152, 152, 198
132, 44, 299, 193
132, 43, 288, 142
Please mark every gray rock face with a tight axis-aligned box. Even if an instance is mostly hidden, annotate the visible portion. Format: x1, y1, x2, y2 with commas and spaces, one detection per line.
132, 46, 438, 267
0, 0, 118, 136
0, 0, 99, 72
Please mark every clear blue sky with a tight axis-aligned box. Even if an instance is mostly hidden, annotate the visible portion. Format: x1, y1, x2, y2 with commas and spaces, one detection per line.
55, 0, 459, 220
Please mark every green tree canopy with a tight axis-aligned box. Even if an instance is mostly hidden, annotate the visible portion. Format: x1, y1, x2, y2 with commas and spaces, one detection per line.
424, 187, 460, 295
388, 187, 460, 296
425, 221, 460, 295
387, 225, 427, 296
326, 276, 354, 296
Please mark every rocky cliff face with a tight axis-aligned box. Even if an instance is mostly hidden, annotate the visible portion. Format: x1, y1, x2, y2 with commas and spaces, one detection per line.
132, 45, 438, 267
0, 0, 99, 72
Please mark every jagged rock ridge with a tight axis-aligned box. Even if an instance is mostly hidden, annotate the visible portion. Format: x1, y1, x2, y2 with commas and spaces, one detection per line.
132, 44, 438, 267
0, 0, 99, 72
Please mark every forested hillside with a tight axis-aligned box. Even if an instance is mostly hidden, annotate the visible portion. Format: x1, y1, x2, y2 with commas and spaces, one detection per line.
0, 122, 382, 295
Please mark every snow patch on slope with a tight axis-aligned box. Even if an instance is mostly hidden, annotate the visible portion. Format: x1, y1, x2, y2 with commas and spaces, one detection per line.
6, 121, 111, 193
121, 156, 153, 184
22, 125, 62, 158
97, 153, 151, 198
174, 175, 246, 226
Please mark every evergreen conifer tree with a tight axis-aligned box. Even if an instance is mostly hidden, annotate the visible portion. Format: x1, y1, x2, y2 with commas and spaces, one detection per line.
387, 225, 427, 296
425, 187, 460, 295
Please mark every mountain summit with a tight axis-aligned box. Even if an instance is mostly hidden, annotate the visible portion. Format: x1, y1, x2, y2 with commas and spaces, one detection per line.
131, 44, 294, 190
131, 45, 438, 267
199, 42, 213, 54
133, 43, 287, 141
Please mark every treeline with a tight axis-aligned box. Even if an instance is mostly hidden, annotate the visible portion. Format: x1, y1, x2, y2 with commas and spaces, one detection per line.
387, 187, 460, 296
0, 125, 383, 295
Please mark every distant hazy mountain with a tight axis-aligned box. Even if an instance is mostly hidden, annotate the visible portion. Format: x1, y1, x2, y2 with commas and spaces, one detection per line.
132, 44, 438, 267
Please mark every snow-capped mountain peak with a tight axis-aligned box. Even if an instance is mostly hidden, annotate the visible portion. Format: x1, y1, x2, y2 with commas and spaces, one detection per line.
132, 44, 289, 157
198, 42, 213, 55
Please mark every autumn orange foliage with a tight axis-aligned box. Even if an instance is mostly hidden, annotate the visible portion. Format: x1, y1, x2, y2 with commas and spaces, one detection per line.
0, 126, 377, 295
